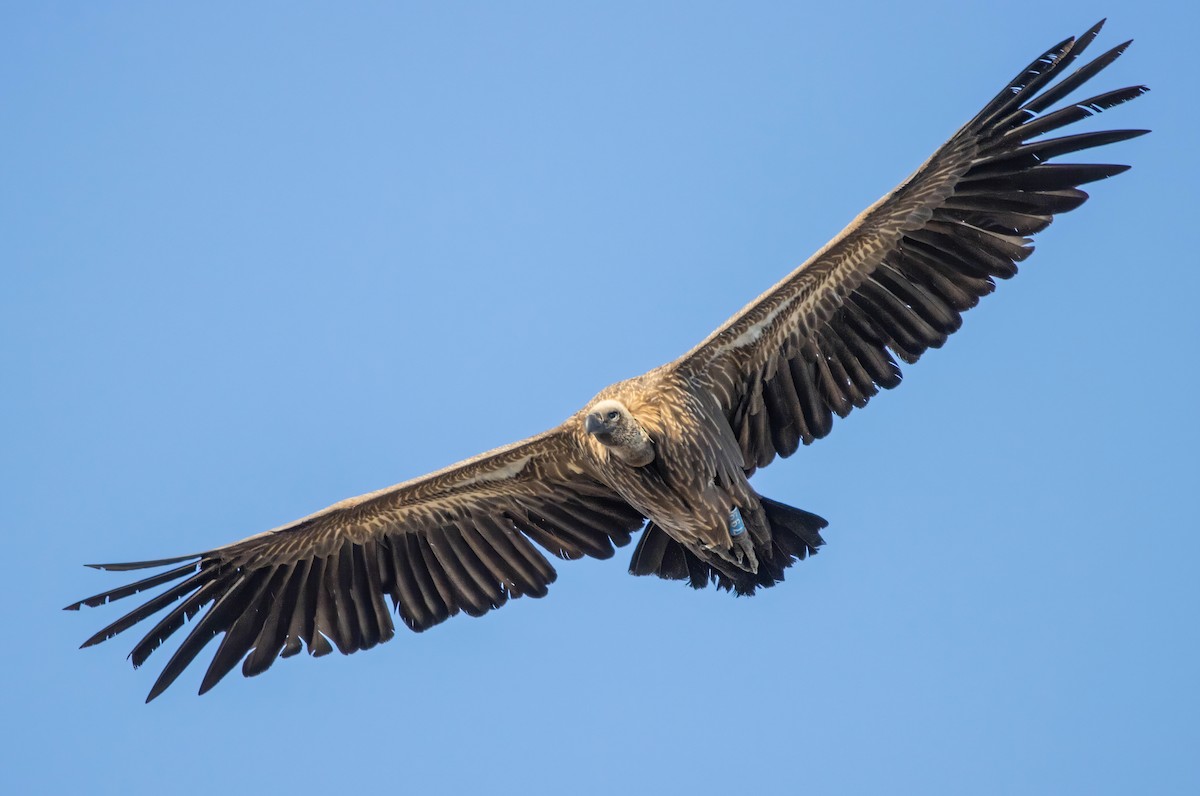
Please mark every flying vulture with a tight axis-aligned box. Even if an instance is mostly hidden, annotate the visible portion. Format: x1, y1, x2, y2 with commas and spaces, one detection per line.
67, 21, 1148, 701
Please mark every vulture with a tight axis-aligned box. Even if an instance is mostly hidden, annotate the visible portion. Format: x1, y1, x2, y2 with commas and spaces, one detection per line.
67, 21, 1148, 701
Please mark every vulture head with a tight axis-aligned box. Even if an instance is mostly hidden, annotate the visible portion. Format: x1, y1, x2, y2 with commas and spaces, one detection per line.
583, 399, 655, 467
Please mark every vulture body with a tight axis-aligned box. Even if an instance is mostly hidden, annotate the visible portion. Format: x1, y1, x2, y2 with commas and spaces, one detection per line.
67, 22, 1148, 701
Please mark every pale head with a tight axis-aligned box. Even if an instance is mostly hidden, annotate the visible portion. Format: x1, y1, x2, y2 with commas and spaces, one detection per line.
582, 399, 655, 466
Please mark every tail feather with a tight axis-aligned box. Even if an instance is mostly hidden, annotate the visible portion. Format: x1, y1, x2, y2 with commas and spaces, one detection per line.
760, 497, 827, 560
628, 497, 827, 595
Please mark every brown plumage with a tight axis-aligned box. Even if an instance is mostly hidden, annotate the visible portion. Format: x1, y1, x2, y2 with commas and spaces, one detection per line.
66, 21, 1148, 701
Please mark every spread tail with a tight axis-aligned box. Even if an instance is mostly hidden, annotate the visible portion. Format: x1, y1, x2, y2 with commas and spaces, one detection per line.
628, 497, 827, 595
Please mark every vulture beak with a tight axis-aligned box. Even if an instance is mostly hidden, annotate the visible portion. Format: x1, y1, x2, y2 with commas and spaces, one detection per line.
585, 414, 605, 435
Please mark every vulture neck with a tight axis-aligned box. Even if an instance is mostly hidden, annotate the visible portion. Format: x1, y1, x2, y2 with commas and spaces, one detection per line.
595, 424, 656, 467
610, 433, 655, 467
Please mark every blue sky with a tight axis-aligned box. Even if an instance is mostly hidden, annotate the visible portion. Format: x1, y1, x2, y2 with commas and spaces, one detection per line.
5, 3, 1197, 794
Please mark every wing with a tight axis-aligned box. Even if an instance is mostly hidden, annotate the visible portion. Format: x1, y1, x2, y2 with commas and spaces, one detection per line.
671, 21, 1148, 472
65, 426, 644, 701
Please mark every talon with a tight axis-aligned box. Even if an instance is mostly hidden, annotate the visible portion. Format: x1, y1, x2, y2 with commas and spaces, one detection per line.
734, 533, 759, 574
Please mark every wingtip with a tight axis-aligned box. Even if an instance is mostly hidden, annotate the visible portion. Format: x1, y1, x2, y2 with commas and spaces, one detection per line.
1074, 20, 1105, 52
145, 679, 170, 703
80, 622, 132, 648
84, 554, 202, 572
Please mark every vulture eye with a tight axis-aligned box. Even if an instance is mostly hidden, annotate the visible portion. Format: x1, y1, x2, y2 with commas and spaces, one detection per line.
606, 410, 619, 421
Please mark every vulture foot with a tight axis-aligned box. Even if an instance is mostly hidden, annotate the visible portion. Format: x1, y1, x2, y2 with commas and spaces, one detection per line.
732, 533, 759, 574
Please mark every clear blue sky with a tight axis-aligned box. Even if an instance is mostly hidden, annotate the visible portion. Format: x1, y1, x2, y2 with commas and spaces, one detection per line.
5, 3, 1197, 794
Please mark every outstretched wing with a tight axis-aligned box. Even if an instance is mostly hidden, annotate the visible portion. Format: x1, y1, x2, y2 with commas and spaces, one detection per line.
65, 426, 644, 701
672, 21, 1147, 472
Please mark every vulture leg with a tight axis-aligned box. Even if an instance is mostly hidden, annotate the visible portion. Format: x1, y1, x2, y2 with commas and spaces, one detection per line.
728, 508, 759, 574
